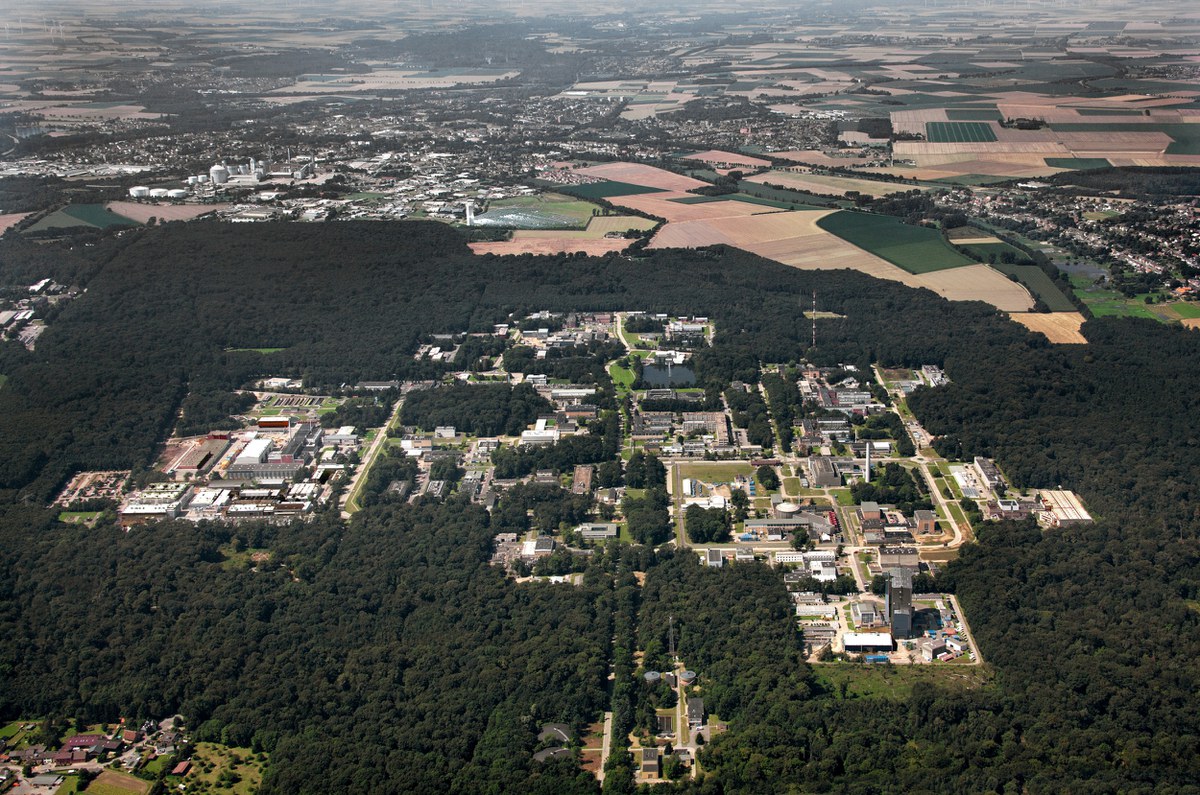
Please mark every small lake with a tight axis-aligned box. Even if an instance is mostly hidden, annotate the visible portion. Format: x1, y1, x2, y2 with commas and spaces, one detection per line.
642, 364, 695, 387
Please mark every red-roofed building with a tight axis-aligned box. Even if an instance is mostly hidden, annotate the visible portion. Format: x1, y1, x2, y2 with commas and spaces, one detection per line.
171, 761, 192, 776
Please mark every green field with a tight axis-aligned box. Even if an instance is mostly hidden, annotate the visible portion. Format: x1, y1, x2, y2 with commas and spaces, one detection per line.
816, 211, 975, 274
1069, 275, 1163, 320
558, 181, 666, 200
1045, 157, 1111, 170
1169, 302, 1200, 319
990, 264, 1077, 312
671, 193, 800, 210
736, 180, 841, 208
54, 775, 85, 794
678, 462, 754, 485
26, 204, 140, 233
954, 240, 1031, 263
609, 362, 635, 392
925, 121, 998, 143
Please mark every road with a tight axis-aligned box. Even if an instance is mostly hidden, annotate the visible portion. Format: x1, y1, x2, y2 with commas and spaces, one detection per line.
948, 594, 985, 665
339, 395, 405, 518
597, 711, 613, 783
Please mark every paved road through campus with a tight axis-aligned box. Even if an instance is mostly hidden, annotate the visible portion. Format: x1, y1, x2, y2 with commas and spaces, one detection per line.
597, 711, 612, 783
339, 395, 405, 518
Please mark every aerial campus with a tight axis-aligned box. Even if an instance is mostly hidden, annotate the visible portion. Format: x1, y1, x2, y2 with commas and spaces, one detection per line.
1, 1, 1199, 794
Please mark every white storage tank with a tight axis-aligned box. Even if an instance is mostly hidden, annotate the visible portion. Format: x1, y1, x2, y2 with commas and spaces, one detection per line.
197, 174, 209, 184
209, 164, 229, 185
167, 189, 188, 199
149, 188, 169, 198
187, 176, 198, 185
128, 186, 150, 198
776, 502, 801, 519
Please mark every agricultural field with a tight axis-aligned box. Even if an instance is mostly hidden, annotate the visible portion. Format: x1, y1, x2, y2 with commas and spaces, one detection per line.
469, 237, 629, 256
1044, 157, 1111, 170
0, 212, 30, 232
25, 204, 139, 233
105, 202, 226, 223
913, 265, 1035, 312
990, 263, 1077, 312
574, 162, 710, 193
685, 149, 773, 169
557, 181, 666, 200
1010, 312, 1089, 344
815, 211, 976, 274
746, 170, 929, 198
925, 122, 999, 143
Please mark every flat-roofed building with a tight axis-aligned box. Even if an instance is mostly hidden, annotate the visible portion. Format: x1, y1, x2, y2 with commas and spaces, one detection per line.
843, 632, 894, 652
1038, 489, 1093, 528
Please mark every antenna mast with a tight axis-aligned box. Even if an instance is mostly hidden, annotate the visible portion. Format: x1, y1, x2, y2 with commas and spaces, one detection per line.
811, 291, 817, 350
668, 615, 676, 663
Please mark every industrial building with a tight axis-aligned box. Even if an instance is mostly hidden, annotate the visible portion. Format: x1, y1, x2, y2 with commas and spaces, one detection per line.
886, 569, 915, 639
1038, 489, 1093, 528
843, 632, 894, 653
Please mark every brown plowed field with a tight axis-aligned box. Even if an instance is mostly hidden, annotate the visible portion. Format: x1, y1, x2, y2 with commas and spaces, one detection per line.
576, 162, 708, 192
1010, 312, 1088, 343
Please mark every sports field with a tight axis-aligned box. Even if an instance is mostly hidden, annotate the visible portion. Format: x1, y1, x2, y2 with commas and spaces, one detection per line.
925, 122, 999, 143
816, 211, 976, 274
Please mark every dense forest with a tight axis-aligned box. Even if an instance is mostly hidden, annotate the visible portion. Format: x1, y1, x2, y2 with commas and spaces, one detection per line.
3, 220, 1200, 792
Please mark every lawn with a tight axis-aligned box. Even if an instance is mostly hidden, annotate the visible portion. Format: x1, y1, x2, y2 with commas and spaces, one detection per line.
816, 211, 975, 274
678, 462, 754, 484
54, 776, 85, 795
140, 755, 171, 777
83, 771, 151, 795
609, 362, 635, 391
0, 720, 26, 741
814, 663, 992, 700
